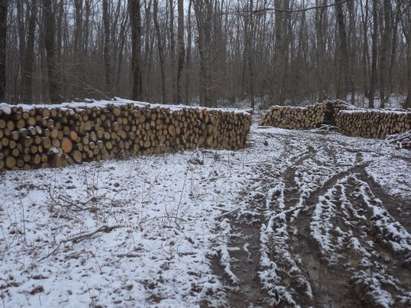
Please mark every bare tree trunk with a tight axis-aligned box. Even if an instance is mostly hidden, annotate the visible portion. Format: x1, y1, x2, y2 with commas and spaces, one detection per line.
406, 5, 411, 109
103, 0, 112, 96
185, 0, 192, 104
315, 0, 328, 101
115, 12, 128, 93
56, 0, 64, 98
22, 0, 37, 102
0, 0, 7, 101
388, 6, 400, 95
44, 0, 59, 103
73, 0, 83, 98
360, 0, 369, 102
379, 0, 392, 108
176, 0, 184, 103
246, 0, 255, 110
193, 0, 212, 106
129, 0, 142, 100
153, 0, 166, 103
143, 0, 153, 100
335, 0, 349, 99
347, 0, 355, 104
369, 0, 379, 108
168, 0, 176, 102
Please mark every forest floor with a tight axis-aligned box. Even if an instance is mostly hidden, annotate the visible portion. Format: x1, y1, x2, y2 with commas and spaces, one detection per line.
1, 120, 411, 308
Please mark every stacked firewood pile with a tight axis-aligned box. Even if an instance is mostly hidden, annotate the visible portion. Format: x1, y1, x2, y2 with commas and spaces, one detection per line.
336, 109, 411, 139
260, 100, 353, 129
0, 102, 251, 171
261, 100, 410, 140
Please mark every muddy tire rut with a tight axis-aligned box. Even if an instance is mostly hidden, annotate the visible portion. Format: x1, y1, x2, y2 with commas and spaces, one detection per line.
208, 130, 411, 308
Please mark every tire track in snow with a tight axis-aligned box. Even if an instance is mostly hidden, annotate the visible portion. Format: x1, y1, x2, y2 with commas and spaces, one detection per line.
208, 127, 411, 308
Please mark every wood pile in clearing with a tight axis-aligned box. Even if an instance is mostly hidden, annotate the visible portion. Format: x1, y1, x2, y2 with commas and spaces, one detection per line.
336, 109, 411, 139
260, 105, 324, 129
0, 101, 251, 171
260, 100, 352, 129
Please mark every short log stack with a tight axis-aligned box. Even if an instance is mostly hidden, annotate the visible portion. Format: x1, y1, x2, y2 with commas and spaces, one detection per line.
260, 99, 411, 140
336, 109, 411, 138
260, 100, 352, 129
0, 101, 251, 171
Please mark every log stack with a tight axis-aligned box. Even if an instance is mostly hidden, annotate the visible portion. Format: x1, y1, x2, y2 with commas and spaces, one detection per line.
0, 101, 251, 171
260, 100, 352, 129
260, 99, 410, 140
336, 109, 411, 139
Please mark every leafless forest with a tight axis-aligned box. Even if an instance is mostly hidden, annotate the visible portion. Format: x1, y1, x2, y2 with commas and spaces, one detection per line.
0, 0, 410, 108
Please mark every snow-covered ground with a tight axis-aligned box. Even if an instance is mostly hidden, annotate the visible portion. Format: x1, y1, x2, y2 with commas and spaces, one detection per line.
1, 123, 410, 307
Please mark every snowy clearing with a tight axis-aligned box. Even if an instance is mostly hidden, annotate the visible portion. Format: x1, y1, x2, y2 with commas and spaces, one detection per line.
1, 122, 410, 307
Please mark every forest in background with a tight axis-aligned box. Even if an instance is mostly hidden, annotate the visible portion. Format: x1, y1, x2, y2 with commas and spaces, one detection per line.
0, 0, 410, 109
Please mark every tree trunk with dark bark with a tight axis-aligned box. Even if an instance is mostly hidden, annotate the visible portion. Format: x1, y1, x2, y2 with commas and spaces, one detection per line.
335, 0, 349, 99
103, 0, 112, 96
176, 0, 185, 104
129, 0, 142, 100
406, 6, 411, 109
0, 0, 7, 101
22, 0, 37, 102
369, 0, 379, 108
44, 0, 59, 103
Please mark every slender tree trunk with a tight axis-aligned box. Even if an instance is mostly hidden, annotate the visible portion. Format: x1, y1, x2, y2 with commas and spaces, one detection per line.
388, 6, 400, 95
73, 0, 83, 98
347, 0, 355, 104
406, 6, 411, 109
56, 0, 64, 98
129, 0, 142, 100
103, 0, 112, 96
168, 0, 176, 102
193, 0, 212, 106
246, 0, 255, 110
142, 0, 153, 99
116, 13, 128, 93
379, 0, 392, 108
360, 0, 369, 102
0, 0, 7, 101
176, 0, 185, 103
185, 0, 192, 104
153, 0, 166, 103
315, 0, 328, 101
335, 0, 349, 99
369, 0, 379, 108
22, 0, 37, 102
44, 0, 59, 103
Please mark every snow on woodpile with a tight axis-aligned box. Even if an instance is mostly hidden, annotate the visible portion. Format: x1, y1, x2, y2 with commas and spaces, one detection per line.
0, 99, 251, 171
336, 109, 411, 139
260, 100, 353, 129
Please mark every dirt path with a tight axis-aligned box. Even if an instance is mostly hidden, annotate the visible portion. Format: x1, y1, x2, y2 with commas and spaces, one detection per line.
209, 128, 411, 308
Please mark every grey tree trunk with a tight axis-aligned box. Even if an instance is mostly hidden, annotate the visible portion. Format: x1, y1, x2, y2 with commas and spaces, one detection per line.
44, 0, 59, 103
0, 0, 7, 101
22, 0, 37, 102
103, 0, 112, 96
193, 0, 212, 106
153, 0, 166, 103
129, 0, 142, 100
176, 0, 185, 103
406, 6, 411, 109
379, 0, 393, 108
169, 0, 176, 102
369, 0, 379, 108
335, 0, 349, 99
185, 0, 192, 104
246, 0, 255, 110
